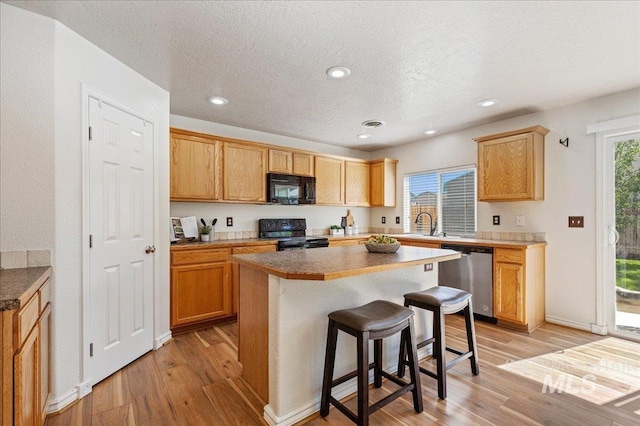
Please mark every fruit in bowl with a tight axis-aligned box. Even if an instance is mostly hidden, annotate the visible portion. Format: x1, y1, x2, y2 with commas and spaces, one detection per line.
365, 234, 400, 253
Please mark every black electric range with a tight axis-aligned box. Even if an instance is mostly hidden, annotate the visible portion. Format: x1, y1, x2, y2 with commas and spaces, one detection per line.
258, 218, 329, 251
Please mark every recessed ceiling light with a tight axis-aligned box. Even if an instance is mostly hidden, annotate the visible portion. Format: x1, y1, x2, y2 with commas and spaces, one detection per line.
208, 96, 228, 105
478, 98, 498, 107
326, 66, 351, 79
357, 133, 371, 139
424, 130, 437, 135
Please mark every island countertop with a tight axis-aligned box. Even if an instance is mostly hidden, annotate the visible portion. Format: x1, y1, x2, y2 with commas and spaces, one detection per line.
230, 244, 460, 281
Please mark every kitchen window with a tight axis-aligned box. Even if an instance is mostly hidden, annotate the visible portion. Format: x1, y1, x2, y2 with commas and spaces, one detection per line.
403, 166, 477, 237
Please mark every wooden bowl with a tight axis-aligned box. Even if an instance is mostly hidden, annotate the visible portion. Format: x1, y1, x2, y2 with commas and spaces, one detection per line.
364, 241, 400, 253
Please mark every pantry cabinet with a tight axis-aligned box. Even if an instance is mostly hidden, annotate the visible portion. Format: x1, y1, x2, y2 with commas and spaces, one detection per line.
474, 125, 549, 201
493, 245, 545, 332
222, 142, 268, 202
344, 160, 370, 206
315, 156, 344, 205
170, 131, 222, 201
370, 158, 397, 207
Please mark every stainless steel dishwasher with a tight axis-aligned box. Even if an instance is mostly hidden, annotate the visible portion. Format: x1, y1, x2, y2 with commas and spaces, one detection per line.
438, 244, 495, 322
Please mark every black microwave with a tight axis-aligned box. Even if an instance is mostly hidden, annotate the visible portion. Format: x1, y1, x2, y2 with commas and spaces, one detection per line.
267, 173, 316, 205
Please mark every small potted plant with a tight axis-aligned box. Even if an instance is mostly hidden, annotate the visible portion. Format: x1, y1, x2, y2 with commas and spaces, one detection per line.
200, 225, 212, 242
330, 225, 344, 236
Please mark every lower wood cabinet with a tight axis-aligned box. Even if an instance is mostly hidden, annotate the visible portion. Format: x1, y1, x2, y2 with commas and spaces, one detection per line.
170, 243, 277, 333
2, 274, 51, 426
493, 246, 545, 332
328, 238, 365, 247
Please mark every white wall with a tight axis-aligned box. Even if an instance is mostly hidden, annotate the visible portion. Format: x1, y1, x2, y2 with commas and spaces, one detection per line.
0, 3, 171, 408
170, 115, 372, 232
0, 6, 55, 251
371, 88, 640, 329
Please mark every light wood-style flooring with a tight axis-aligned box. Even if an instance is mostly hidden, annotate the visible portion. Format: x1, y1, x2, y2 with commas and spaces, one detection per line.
45, 317, 640, 425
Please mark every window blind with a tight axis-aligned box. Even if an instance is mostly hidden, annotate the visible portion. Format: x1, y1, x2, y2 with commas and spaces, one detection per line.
403, 167, 476, 237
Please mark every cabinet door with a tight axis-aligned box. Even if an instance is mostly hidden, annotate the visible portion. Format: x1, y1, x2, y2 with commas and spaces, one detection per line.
329, 239, 364, 247
223, 142, 267, 202
171, 262, 232, 328
39, 304, 51, 419
494, 259, 525, 324
170, 134, 221, 201
292, 152, 314, 176
14, 325, 39, 426
315, 156, 344, 205
370, 159, 396, 207
345, 161, 370, 206
268, 149, 292, 174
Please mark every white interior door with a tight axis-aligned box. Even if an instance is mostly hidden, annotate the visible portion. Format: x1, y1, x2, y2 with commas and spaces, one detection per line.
88, 97, 154, 384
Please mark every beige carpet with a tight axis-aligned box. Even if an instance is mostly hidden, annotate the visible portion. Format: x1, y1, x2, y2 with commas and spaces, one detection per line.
498, 337, 640, 411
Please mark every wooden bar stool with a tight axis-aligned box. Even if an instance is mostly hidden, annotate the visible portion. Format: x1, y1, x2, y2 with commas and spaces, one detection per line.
397, 286, 479, 400
320, 300, 423, 426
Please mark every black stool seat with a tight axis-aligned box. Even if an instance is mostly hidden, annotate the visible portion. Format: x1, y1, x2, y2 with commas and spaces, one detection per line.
321, 300, 422, 425
329, 300, 414, 333
398, 286, 479, 400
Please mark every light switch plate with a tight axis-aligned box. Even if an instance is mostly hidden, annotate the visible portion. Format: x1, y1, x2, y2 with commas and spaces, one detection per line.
381, 216, 386, 224
516, 215, 525, 226
226, 217, 233, 227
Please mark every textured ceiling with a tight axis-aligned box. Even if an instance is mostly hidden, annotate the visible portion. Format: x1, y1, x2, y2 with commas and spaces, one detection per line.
5, 1, 640, 151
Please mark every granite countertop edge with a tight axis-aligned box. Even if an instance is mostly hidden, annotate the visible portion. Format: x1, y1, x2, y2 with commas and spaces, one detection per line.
0, 266, 52, 312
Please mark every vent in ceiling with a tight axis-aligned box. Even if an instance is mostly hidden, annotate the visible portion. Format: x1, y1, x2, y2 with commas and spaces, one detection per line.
361, 119, 385, 128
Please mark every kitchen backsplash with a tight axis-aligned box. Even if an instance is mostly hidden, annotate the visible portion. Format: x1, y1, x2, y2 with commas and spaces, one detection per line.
475, 231, 547, 242
0, 250, 51, 269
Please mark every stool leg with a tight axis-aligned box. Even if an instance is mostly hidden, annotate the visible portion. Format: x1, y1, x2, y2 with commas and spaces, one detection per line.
404, 319, 423, 413
397, 301, 410, 378
434, 307, 447, 400
357, 331, 370, 426
320, 319, 338, 417
464, 300, 480, 376
374, 339, 382, 388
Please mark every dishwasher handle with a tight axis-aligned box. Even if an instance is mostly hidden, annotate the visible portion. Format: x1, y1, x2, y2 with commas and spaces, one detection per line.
440, 244, 494, 255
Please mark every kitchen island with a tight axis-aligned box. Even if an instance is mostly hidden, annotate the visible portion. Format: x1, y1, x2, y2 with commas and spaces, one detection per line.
231, 245, 460, 426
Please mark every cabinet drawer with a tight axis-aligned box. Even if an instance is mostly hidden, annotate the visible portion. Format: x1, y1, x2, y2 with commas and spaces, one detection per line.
172, 248, 229, 266
232, 245, 276, 255
40, 278, 51, 310
495, 248, 525, 264
16, 293, 39, 346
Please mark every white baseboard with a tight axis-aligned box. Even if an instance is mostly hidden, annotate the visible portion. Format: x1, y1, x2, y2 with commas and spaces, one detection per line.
46, 388, 78, 414
590, 323, 608, 335
46, 380, 92, 414
545, 316, 592, 332
154, 331, 172, 349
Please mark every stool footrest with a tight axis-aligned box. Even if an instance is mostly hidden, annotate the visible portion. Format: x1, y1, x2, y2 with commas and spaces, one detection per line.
331, 362, 377, 388
329, 397, 358, 424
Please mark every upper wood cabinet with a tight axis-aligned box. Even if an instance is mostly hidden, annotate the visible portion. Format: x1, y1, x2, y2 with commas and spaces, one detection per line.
370, 158, 397, 207
292, 152, 314, 176
268, 149, 293, 174
170, 132, 221, 201
344, 160, 370, 206
315, 156, 344, 205
223, 142, 268, 202
474, 125, 549, 202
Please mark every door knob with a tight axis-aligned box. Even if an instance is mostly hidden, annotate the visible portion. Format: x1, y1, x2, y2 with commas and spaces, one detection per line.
145, 245, 156, 254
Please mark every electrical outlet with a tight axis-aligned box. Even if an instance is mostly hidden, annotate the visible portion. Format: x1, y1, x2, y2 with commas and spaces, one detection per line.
493, 215, 500, 225
396, 216, 400, 224
568, 216, 584, 228
424, 263, 433, 272
226, 217, 233, 227
516, 215, 525, 226
381, 216, 386, 224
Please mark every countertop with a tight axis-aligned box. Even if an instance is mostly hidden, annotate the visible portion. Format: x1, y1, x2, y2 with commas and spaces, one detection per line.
170, 233, 546, 251
231, 245, 460, 281
0, 266, 52, 311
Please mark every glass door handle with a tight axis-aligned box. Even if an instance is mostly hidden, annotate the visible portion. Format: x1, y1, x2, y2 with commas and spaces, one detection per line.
608, 226, 620, 246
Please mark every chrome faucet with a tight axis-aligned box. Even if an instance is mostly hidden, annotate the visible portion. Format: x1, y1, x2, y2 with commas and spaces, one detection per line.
414, 211, 437, 236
